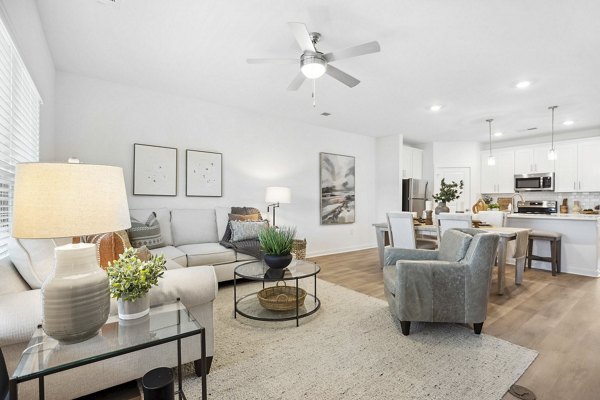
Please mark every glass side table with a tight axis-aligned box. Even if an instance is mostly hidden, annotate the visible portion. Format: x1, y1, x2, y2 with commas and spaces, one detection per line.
9, 299, 207, 400
234, 260, 321, 327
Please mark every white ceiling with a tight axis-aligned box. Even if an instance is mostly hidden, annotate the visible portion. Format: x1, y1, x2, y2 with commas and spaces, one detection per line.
36, 0, 600, 144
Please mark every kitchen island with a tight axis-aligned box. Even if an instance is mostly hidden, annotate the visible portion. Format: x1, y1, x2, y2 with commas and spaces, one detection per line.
507, 213, 600, 277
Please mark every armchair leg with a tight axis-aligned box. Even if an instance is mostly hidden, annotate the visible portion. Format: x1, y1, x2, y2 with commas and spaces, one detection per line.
473, 322, 483, 334
400, 321, 411, 336
194, 356, 213, 376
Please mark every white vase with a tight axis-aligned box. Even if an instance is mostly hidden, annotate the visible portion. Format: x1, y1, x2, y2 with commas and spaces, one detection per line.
117, 295, 150, 320
42, 243, 110, 343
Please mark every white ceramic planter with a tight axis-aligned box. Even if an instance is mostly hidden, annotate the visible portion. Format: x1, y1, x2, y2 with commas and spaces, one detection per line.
117, 295, 150, 320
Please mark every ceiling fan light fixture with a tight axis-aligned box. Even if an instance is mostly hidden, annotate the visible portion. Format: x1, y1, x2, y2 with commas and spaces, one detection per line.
300, 53, 327, 79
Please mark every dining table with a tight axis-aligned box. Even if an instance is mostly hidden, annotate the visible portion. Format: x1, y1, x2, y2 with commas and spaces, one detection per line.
372, 222, 531, 295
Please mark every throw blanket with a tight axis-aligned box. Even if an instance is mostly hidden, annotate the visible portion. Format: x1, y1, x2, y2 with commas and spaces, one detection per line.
220, 238, 263, 260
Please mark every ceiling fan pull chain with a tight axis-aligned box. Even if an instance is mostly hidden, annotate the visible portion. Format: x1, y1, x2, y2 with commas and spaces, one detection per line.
312, 79, 316, 107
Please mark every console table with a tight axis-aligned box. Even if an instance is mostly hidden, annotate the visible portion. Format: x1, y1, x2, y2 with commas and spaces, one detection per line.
9, 300, 207, 400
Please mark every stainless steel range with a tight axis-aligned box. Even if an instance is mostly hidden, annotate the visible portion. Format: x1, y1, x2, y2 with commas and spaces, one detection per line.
516, 200, 558, 214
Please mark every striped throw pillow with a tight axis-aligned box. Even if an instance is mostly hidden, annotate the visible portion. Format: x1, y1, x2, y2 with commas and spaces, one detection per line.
127, 212, 164, 249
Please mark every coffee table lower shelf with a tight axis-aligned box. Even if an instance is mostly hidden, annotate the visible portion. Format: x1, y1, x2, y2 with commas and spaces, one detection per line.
235, 292, 321, 324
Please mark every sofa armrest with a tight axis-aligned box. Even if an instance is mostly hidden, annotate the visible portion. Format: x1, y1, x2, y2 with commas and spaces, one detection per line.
0, 289, 42, 347
384, 248, 438, 266
149, 265, 217, 309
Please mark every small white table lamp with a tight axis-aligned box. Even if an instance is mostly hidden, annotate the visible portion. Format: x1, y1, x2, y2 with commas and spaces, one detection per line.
12, 162, 131, 342
265, 186, 291, 227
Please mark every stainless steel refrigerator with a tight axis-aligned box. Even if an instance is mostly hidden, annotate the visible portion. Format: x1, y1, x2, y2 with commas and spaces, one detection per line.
402, 178, 428, 217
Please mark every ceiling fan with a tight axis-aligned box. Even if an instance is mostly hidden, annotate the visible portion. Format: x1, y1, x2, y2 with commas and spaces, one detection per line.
247, 22, 381, 91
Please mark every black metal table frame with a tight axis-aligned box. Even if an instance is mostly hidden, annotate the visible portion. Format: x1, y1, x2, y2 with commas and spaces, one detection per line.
9, 302, 207, 400
234, 266, 321, 327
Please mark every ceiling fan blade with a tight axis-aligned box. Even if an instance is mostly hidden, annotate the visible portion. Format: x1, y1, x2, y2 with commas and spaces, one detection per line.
287, 72, 306, 91
326, 65, 360, 88
288, 22, 316, 53
323, 41, 381, 62
247, 58, 297, 64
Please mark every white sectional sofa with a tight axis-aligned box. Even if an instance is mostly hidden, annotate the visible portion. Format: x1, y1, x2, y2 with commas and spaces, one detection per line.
130, 207, 259, 282
0, 206, 258, 399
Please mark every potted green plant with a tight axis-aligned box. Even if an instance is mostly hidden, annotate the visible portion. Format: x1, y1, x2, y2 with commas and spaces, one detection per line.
432, 178, 464, 214
259, 226, 296, 269
107, 247, 166, 320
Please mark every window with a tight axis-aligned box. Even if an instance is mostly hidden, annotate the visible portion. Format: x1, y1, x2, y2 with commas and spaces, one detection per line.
0, 17, 41, 257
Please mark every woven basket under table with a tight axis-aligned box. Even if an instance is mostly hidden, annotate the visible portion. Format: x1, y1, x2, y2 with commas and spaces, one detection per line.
257, 281, 307, 311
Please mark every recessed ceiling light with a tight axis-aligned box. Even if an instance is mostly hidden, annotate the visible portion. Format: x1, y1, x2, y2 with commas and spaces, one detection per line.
430, 105, 442, 112
320, 112, 331, 116
515, 81, 531, 89
563, 120, 574, 126
494, 132, 503, 137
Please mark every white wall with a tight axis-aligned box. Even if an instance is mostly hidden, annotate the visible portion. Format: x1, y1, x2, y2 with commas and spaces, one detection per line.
375, 135, 403, 221
0, 0, 55, 161
55, 72, 377, 256
432, 141, 481, 208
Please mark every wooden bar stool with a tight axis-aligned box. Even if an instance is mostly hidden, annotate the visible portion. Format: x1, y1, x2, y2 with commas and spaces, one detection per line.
526, 230, 562, 276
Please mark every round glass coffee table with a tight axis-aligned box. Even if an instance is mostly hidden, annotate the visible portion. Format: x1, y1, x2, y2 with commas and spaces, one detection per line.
234, 260, 321, 327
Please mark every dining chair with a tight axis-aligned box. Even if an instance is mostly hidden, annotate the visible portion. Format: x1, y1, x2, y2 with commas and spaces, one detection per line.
386, 212, 437, 250
476, 210, 507, 227
436, 213, 472, 242
0, 348, 8, 400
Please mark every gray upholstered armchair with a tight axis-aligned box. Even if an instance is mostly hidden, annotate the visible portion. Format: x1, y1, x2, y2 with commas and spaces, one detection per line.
383, 228, 499, 336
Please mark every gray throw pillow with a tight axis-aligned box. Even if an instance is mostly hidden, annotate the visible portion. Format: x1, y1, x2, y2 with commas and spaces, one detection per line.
438, 230, 473, 262
230, 220, 268, 242
127, 212, 164, 249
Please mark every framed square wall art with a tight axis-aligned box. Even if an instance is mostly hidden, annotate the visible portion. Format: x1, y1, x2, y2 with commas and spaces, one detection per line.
320, 152, 355, 224
186, 150, 222, 197
133, 143, 177, 196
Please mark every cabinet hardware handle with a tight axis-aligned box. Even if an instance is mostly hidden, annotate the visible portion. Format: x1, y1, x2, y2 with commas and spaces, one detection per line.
579, 181, 581, 190
574, 181, 576, 190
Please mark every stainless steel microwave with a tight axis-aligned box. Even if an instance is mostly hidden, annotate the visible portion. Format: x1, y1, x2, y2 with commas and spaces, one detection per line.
514, 172, 554, 192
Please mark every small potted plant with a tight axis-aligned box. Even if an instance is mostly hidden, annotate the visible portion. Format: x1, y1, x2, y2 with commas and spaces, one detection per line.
259, 226, 296, 269
107, 247, 166, 320
432, 178, 464, 214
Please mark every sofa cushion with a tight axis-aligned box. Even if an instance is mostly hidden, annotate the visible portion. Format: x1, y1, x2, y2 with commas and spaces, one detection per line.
171, 209, 218, 246
438, 230, 473, 262
8, 238, 56, 289
0, 257, 31, 295
178, 243, 237, 266
128, 213, 164, 249
150, 246, 187, 267
129, 208, 173, 246
230, 220, 268, 241
236, 251, 256, 262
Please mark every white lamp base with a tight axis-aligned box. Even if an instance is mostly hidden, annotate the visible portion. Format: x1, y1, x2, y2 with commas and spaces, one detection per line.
42, 243, 110, 343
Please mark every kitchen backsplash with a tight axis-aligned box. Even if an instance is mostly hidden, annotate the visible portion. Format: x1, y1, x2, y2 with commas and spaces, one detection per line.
486, 192, 600, 210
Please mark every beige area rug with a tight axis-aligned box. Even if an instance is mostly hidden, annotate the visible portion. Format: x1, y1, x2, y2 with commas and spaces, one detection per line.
182, 280, 537, 399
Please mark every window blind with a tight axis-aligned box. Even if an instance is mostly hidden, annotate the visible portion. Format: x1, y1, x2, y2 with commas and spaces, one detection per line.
0, 17, 41, 258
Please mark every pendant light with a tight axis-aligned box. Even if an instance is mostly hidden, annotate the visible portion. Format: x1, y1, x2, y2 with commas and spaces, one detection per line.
548, 106, 558, 160
487, 119, 496, 166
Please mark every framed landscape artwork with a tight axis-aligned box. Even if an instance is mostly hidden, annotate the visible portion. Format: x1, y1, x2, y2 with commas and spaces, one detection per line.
186, 150, 222, 197
320, 152, 355, 224
133, 143, 177, 196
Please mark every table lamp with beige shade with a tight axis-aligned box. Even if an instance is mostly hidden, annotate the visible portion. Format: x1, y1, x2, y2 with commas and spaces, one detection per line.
12, 162, 131, 342
265, 186, 291, 227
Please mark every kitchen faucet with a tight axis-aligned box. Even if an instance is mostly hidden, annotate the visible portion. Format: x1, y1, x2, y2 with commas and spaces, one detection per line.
511, 193, 524, 213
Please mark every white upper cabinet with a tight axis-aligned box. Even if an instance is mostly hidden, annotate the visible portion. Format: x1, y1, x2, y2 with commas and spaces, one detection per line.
514, 145, 555, 174
402, 146, 423, 179
554, 138, 600, 192
480, 150, 515, 193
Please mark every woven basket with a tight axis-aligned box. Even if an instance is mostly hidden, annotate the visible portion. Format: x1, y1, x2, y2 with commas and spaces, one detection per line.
292, 239, 307, 260
257, 281, 307, 311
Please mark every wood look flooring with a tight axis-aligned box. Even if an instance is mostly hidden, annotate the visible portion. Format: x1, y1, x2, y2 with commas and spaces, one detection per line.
309, 248, 600, 400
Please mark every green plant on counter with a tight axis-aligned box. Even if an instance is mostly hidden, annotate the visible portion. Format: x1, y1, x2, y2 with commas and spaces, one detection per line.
488, 203, 500, 209
107, 248, 166, 301
259, 226, 296, 256
432, 178, 464, 203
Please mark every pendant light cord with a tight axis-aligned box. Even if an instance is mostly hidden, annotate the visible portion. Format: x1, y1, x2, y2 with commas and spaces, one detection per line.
549, 106, 557, 150
487, 119, 493, 156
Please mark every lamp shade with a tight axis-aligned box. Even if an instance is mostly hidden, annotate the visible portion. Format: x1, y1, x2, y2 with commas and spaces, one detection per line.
12, 163, 131, 238
265, 186, 291, 204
